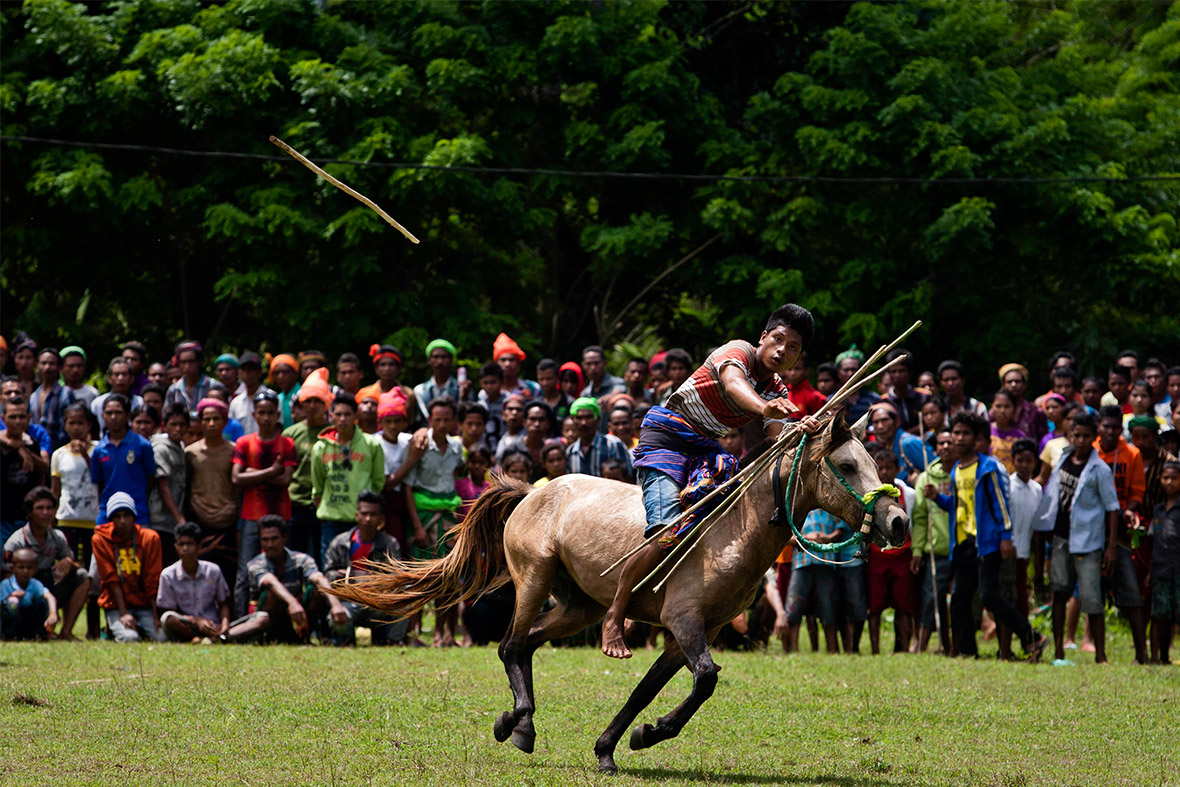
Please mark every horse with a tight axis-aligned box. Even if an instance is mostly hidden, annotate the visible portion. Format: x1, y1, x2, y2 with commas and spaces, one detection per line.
330, 412, 908, 773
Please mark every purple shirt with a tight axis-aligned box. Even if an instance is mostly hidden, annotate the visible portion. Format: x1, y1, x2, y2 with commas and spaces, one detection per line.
156, 559, 229, 621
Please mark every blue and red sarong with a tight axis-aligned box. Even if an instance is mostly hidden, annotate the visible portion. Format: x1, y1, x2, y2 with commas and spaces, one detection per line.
633, 406, 739, 547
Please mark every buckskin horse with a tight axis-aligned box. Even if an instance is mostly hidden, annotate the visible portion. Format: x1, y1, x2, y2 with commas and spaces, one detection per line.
330, 412, 908, 773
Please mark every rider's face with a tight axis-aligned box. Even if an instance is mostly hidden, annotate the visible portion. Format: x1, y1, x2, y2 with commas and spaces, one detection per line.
756, 326, 803, 375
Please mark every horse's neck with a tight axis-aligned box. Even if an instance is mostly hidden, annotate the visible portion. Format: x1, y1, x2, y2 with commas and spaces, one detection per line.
720, 448, 815, 582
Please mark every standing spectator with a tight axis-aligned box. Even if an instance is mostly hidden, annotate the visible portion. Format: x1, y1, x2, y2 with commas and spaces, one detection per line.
911, 429, 954, 654
493, 395, 528, 463
91, 357, 144, 421
866, 449, 914, 654
558, 361, 585, 401
477, 362, 508, 452
3, 487, 90, 640
783, 353, 827, 416
164, 341, 211, 412
457, 401, 489, 453
185, 398, 238, 594
989, 390, 1029, 474
1102, 365, 1133, 413
213, 353, 244, 402
919, 397, 948, 455
311, 393, 384, 560
90, 394, 156, 528
157, 521, 230, 643
607, 404, 636, 454
226, 516, 348, 644
227, 352, 270, 435
298, 350, 328, 382
333, 352, 364, 400
623, 358, 652, 405
91, 492, 162, 642
814, 363, 839, 398
1, 377, 52, 456
835, 345, 880, 422
140, 384, 166, 423
231, 391, 296, 618
121, 340, 150, 397
323, 490, 405, 645
228, 391, 295, 618
267, 353, 301, 429
884, 349, 927, 432
536, 359, 573, 425
1162, 366, 1180, 425
12, 335, 39, 401
514, 402, 554, 471
925, 412, 1047, 660
283, 368, 332, 562
455, 445, 492, 511
1123, 380, 1168, 438
50, 403, 100, 637
1147, 461, 1179, 664
1036, 366, 1083, 409
1, 547, 57, 640
29, 348, 64, 448
996, 363, 1049, 444
1003, 439, 1041, 659
1035, 413, 1124, 664
401, 397, 464, 646
1040, 393, 1069, 450
355, 390, 380, 435
149, 404, 189, 567
493, 333, 540, 400
146, 362, 167, 388
1142, 359, 1171, 421
58, 347, 99, 427
534, 441, 567, 487
657, 349, 694, 406
377, 390, 413, 551
2, 396, 49, 545
356, 345, 417, 422
1080, 375, 1105, 413
130, 405, 159, 439
566, 398, 632, 478
783, 510, 842, 654
937, 360, 988, 418
581, 345, 625, 398
868, 402, 926, 483
414, 339, 462, 422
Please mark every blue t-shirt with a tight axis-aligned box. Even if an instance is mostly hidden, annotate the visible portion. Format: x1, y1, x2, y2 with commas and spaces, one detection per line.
90, 431, 157, 525
1, 575, 48, 607
223, 418, 244, 444
0, 420, 52, 454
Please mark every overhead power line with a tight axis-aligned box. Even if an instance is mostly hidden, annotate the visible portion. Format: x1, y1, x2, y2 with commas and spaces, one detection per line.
3, 134, 1179, 186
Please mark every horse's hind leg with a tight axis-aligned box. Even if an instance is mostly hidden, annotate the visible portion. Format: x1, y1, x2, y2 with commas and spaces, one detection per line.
627, 617, 719, 754
494, 556, 561, 753
594, 638, 686, 774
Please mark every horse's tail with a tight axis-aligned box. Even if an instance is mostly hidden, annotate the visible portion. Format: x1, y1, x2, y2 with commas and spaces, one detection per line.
327, 476, 533, 620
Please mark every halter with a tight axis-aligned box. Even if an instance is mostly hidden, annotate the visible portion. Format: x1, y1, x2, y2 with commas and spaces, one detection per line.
768, 433, 900, 563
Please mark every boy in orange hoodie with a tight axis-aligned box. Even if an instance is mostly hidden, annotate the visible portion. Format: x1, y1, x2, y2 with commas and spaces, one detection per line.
91, 491, 162, 642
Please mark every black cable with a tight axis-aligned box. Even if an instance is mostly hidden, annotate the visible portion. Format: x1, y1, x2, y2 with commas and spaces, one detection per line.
3, 134, 1179, 185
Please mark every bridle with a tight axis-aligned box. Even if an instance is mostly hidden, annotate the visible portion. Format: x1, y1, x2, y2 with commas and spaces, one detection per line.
768, 432, 900, 564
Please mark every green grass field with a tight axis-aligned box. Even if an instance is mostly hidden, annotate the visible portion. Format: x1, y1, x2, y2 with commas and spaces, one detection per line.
2, 623, 1177, 787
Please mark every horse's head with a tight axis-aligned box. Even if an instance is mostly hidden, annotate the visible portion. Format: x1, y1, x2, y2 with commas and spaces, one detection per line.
801, 412, 909, 549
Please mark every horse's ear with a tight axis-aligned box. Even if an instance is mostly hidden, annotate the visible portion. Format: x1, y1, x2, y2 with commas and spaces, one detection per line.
851, 412, 870, 441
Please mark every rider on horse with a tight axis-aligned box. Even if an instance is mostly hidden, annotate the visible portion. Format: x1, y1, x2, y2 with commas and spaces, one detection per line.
601, 303, 823, 659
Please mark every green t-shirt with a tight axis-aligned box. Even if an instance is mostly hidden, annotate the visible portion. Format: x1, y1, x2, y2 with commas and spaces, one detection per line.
282, 420, 327, 508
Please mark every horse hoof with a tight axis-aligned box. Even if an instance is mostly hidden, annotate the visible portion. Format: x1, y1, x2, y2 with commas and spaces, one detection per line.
510, 729, 535, 754
629, 723, 654, 751
597, 761, 618, 775
493, 711, 515, 743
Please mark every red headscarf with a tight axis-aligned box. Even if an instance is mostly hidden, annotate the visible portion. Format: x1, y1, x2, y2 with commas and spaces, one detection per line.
493, 333, 526, 361
559, 361, 584, 393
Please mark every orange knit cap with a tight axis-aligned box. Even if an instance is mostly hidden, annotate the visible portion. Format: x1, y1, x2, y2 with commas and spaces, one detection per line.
267, 353, 298, 384
297, 367, 334, 407
493, 332, 525, 361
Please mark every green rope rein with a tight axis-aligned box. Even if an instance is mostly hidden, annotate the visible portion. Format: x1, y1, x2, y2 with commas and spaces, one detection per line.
782, 433, 901, 554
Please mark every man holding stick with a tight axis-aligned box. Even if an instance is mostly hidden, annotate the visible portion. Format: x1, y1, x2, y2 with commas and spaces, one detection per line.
601, 304, 822, 659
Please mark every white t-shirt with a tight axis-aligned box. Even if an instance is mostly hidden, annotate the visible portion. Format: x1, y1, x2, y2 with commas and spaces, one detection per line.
50, 441, 100, 523
381, 432, 413, 490
1008, 472, 1042, 560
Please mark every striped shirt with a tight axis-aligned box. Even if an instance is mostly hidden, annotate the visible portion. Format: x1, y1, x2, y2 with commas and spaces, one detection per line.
665, 340, 788, 439
566, 433, 632, 478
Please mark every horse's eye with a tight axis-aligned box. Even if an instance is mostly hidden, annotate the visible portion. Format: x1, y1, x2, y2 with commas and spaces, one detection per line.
840, 463, 856, 474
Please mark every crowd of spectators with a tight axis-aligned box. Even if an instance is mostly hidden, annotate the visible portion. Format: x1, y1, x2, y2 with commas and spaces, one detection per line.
1, 332, 1177, 664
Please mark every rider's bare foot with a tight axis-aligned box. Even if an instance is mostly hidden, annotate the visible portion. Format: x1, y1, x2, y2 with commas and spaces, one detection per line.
601, 620, 632, 659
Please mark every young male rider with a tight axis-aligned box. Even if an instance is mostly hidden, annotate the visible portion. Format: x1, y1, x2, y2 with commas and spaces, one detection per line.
602, 303, 822, 659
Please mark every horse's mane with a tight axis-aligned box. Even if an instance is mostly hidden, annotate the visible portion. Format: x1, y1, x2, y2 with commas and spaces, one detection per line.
738, 413, 858, 470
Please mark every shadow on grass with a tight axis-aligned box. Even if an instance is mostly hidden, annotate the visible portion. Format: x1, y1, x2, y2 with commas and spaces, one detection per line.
621, 767, 893, 786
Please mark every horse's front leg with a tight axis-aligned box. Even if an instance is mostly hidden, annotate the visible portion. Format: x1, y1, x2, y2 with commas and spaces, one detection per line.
594, 638, 686, 774
628, 615, 719, 752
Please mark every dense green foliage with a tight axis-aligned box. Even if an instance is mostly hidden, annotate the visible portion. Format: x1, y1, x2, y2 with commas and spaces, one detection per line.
2, 0, 1177, 385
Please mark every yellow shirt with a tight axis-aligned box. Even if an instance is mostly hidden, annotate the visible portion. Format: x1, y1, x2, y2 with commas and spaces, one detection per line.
955, 461, 978, 542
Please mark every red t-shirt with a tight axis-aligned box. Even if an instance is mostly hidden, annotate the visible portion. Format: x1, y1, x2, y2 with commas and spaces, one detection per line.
787, 379, 827, 417
232, 433, 298, 521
